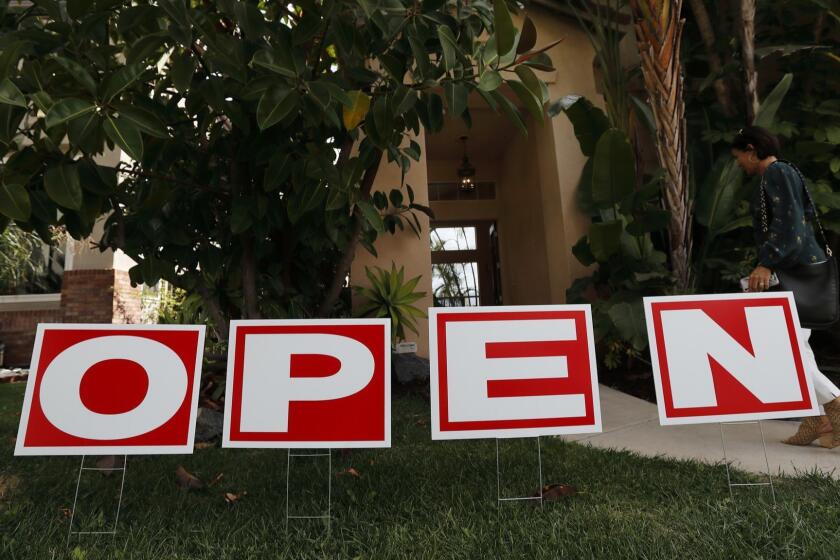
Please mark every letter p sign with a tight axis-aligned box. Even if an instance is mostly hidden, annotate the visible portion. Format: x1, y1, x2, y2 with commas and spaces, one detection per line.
223, 320, 391, 448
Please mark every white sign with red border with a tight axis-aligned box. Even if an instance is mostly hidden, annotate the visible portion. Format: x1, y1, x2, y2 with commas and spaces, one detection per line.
644, 292, 819, 425
429, 305, 601, 440
222, 319, 391, 449
15, 324, 206, 456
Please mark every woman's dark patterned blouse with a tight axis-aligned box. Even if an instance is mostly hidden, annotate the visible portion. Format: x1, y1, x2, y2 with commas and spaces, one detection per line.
750, 161, 826, 269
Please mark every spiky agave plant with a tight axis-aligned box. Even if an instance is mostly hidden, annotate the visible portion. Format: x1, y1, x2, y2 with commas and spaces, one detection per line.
354, 264, 426, 347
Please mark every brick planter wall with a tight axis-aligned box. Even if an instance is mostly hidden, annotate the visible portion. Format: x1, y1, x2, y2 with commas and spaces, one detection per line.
0, 269, 145, 367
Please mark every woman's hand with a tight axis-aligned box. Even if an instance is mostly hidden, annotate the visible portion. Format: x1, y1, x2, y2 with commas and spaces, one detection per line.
749, 265, 773, 292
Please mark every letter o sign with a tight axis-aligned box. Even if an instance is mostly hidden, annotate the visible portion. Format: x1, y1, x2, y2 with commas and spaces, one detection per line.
15, 325, 206, 456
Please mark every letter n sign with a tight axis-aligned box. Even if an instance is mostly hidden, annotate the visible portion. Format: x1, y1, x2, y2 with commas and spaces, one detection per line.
223, 320, 390, 448
15, 324, 206, 455
429, 306, 601, 440
644, 293, 819, 425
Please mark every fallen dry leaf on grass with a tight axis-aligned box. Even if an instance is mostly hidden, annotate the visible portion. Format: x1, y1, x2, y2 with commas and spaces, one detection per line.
95, 455, 122, 476
194, 442, 216, 449
534, 483, 577, 502
59, 507, 72, 519
0, 475, 20, 501
415, 419, 428, 427
207, 473, 224, 487
224, 491, 246, 503
175, 466, 204, 490
336, 467, 361, 478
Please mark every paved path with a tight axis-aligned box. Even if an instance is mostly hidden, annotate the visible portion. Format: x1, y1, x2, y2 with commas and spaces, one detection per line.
563, 386, 840, 479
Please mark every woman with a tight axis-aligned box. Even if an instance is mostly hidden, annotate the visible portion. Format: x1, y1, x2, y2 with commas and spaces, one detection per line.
731, 126, 840, 448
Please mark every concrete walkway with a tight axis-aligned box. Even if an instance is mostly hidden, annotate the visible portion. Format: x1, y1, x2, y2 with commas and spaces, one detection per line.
563, 386, 840, 479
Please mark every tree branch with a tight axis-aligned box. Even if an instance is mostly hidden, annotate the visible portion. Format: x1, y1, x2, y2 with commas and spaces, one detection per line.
317, 151, 383, 317
687, 0, 736, 117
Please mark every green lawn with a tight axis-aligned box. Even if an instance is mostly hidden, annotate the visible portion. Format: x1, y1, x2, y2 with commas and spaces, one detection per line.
1, 382, 839, 560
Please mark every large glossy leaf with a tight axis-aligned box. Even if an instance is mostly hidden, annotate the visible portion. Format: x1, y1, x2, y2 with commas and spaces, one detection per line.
356, 199, 385, 232
754, 73, 793, 128
591, 129, 634, 209
51, 56, 97, 94
437, 25, 459, 71
517, 16, 537, 54
549, 95, 610, 157
607, 301, 648, 351
0, 78, 26, 108
589, 220, 623, 260
478, 69, 502, 92
104, 114, 144, 161
493, 0, 515, 57
170, 50, 195, 93
695, 156, 743, 238
102, 63, 146, 101
113, 102, 168, 138
0, 182, 31, 220
44, 164, 83, 210
257, 87, 298, 130
251, 49, 297, 79
45, 98, 96, 129
626, 209, 670, 236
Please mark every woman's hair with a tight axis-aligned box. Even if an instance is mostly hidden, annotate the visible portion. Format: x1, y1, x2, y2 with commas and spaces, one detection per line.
731, 126, 781, 159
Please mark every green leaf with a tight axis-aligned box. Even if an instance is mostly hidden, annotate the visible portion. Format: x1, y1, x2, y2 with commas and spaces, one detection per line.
263, 154, 291, 191
51, 56, 98, 94
572, 236, 596, 266
102, 63, 146, 101
695, 157, 743, 237
626, 209, 670, 236
443, 82, 468, 117
588, 220, 623, 261
104, 114, 144, 161
489, 90, 526, 135
257, 87, 298, 130
754, 73, 793, 128
607, 301, 648, 351
493, 0, 516, 57
251, 49, 297, 79
170, 51, 195, 93
0, 78, 26, 108
408, 35, 429, 80
591, 129, 635, 208
356, 199, 385, 232
67, 112, 102, 153
515, 65, 545, 104
44, 164, 83, 210
230, 200, 253, 234
113, 102, 169, 138
437, 25, 459, 71
517, 16, 537, 54
0, 182, 31, 220
549, 95, 610, 156
478, 69, 503, 92
45, 98, 96, 129
31, 91, 54, 113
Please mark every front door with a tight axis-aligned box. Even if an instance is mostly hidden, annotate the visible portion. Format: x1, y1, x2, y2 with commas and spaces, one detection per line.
430, 221, 501, 307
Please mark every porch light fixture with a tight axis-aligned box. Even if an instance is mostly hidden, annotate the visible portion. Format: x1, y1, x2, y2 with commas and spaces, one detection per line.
457, 136, 476, 192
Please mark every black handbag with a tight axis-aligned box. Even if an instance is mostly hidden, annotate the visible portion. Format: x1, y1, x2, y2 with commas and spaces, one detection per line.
760, 161, 840, 329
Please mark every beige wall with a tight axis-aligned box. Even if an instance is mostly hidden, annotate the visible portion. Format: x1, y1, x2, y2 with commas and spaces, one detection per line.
527, 6, 603, 283
351, 132, 434, 358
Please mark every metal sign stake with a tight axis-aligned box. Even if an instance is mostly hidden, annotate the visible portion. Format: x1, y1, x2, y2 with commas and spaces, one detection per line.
67, 455, 128, 546
285, 449, 332, 531
720, 421, 776, 504
496, 437, 544, 507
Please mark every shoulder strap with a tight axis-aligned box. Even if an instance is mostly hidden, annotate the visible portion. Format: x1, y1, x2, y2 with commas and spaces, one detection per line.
769, 160, 833, 257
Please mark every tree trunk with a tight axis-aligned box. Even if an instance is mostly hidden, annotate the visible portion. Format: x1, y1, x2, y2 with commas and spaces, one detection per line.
241, 237, 260, 319
687, 0, 737, 117
317, 151, 383, 317
196, 282, 229, 342
629, 0, 693, 291
739, 0, 759, 124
